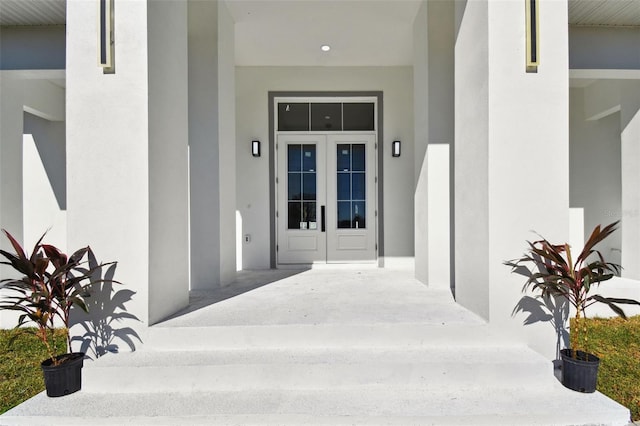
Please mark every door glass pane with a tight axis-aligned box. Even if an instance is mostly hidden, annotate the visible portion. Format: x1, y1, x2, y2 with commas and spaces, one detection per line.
343, 103, 375, 131
337, 173, 350, 200
302, 202, 317, 229
311, 103, 342, 131
288, 145, 302, 172
278, 103, 309, 131
302, 145, 316, 172
302, 173, 316, 200
352, 173, 365, 200
335, 144, 367, 229
288, 143, 316, 230
352, 144, 365, 171
288, 202, 301, 229
337, 144, 350, 171
337, 202, 351, 229
353, 201, 366, 229
288, 173, 301, 200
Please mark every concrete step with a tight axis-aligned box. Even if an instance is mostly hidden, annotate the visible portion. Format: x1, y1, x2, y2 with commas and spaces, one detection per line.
145, 322, 510, 350
2, 387, 631, 425
82, 345, 553, 393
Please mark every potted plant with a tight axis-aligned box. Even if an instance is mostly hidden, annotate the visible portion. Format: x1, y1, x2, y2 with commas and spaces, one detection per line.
0, 230, 115, 397
507, 221, 640, 393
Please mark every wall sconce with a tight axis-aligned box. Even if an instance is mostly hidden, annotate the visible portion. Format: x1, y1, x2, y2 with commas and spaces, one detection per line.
392, 140, 401, 157
251, 140, 261, 157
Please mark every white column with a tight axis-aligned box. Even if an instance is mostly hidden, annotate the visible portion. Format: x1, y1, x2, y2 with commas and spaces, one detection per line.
66, 0, 190, 330
455, 0, 570, 359
621, 82, 640, 279
455, 0, 490, 318
413, 0, 454, 286
413, 1, 429, 283
218, 1, 237, 285
0, 74, 24, 247
147, 0, 190, 324
188, 0, 236, 290
0, 74, 24, 329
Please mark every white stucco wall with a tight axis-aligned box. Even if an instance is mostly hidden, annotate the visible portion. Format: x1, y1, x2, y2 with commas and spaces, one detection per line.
188, 0, 237, 289
456, 0, 570, 360
413, 0, 454, 288
147, 0, 190, 324
188, 0, 220, 289
0, 26, 65, 70
66, 0, 190, 341
0, 74, 24, 329
235, 66, 414, 269
621, 81, 640, 279
454, 0, 490, 319
218, 1, 237, 284
413, 0, 429, 283
569, 87, 622, 265
0, 74, 66, 329
570, 26, 640, 70
22, 113, 67, 251
22, 80, 65, 122
489, 0, 570, 360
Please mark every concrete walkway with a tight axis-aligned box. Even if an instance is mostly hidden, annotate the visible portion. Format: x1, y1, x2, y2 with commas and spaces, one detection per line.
1, 268, 632, 425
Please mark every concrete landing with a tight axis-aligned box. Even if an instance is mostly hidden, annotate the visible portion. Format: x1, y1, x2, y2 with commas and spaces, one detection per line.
1, 269, 632, 425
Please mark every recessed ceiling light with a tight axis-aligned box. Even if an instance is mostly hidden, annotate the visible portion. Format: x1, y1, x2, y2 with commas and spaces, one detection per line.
321, 45, 331, 52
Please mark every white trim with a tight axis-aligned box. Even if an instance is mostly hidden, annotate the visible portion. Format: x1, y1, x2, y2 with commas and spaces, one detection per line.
273, 95, 380, 267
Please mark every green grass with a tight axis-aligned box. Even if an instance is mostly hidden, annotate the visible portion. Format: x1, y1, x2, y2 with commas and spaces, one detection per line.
0, 328, 66, 414
576, 315, 640, 421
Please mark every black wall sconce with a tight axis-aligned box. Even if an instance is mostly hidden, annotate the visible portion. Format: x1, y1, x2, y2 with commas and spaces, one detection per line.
252, 140, 261, 157
392, 140, 401, 157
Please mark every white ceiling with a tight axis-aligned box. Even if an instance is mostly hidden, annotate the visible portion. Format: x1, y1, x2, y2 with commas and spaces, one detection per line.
226, 0, 422, 66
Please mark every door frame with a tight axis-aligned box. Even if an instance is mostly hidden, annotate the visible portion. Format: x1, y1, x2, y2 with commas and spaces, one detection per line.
268, 92, 384, 267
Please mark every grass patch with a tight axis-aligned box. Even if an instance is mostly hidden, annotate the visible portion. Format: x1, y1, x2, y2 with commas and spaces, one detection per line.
575, 315, 640, 420
0, 328, 66, 414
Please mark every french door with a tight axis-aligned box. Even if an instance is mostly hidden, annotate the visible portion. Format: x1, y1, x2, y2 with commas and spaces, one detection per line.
276, 133, 376, 264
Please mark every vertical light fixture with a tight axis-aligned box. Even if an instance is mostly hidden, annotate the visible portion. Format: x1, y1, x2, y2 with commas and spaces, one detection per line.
98, 0, 114, 72
525, 0, 539, 72
392, 140, 401, 157
252, 140, 261, 157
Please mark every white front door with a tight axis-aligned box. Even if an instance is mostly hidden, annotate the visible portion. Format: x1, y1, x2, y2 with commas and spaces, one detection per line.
276, 133, 376, 264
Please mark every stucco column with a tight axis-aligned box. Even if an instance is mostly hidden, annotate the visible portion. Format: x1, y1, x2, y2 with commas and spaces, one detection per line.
0, 74, 24, 328
455, 0, 570, 359
0, 74, 24, 248
621, 82, 640, 279
413, 0, 454, 287
66, 0, 189, 330
188, 0, 236, 290
413, 1, 429, 283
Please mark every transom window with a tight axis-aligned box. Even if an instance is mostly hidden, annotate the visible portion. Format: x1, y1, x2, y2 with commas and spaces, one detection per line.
278, 102, 375, 132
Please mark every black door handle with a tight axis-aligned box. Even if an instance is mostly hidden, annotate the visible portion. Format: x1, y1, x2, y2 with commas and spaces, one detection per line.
321, 205, 326, 232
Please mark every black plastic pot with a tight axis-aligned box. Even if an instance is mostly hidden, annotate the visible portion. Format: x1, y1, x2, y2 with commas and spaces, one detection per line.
560, 348, 599, 393
40, 352, 85, 397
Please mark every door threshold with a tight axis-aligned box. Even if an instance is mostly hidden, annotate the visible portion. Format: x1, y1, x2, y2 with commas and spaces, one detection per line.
277, 262, 379, 270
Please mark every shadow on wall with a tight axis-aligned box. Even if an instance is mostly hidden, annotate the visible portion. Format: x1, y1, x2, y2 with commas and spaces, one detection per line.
24, 113, 66, 210
70, 250, 142, 358
507, 256, 570, 360
513, 294, 569, 360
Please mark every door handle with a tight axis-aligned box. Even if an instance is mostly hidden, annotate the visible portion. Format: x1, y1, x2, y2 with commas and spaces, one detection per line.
321, 205, 326, 232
